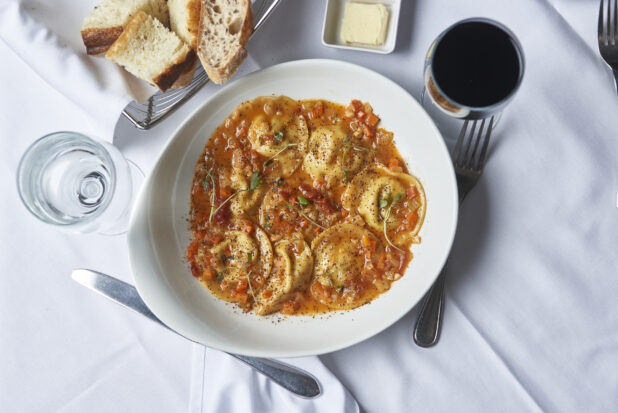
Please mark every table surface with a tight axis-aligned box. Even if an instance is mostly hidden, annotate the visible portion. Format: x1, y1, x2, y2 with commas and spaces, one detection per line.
1, 0, 617, 412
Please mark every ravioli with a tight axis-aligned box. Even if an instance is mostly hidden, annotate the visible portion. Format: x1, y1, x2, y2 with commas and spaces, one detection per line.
310, 218, 379, 309
246, 97, 309, 177
254, 238, 313, 315
229, 169, 264, 215
302, 126, 371, 187
343, 163, 426, 244
208, 227, 273, 283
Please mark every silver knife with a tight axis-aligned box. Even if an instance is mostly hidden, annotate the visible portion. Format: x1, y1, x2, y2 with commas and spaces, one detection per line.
72, 269, 321, 398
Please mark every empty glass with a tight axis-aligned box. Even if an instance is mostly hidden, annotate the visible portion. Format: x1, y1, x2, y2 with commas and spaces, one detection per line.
17, 131, 143, 235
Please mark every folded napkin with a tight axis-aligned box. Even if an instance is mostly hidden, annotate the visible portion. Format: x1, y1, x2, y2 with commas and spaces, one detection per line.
0, 0, 159, 140
190, 346, 360, 413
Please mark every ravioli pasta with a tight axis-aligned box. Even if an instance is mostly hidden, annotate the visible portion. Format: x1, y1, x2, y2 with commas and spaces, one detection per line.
186, 96, 426, 315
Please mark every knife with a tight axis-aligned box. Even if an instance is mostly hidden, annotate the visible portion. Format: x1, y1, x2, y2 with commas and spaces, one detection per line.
71, 269, 321, 398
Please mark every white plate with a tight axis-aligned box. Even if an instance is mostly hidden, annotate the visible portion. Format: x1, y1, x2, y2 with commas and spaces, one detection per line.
128, 59, 458, 358
322, 0, 400, 54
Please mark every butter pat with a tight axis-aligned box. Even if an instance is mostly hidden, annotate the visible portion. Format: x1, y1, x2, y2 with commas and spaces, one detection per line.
340, 2, 389, 46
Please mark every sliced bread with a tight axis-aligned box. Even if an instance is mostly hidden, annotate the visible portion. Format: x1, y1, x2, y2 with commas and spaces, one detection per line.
105, 11, 197, 92
197, 0, 253, 84
169, 0, 201, 50
81, 0, 169, 55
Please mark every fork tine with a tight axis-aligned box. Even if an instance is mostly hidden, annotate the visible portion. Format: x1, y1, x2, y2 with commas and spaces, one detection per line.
599, 0, 605, 42
611, 0, 618, 44
476, 116, 494, 170
462, 120, 478, 165
607, 0, 616, 44
468, 118, 486, 168
614, 0, 617, 43
453, 120, 469, 166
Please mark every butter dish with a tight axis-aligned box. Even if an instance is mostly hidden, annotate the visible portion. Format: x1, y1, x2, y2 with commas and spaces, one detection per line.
322, 0, 401, 54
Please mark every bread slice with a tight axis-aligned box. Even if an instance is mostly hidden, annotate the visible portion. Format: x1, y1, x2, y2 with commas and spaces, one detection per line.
197, 0, 253, 84
81, 0, 169, 55
105, 11, 197, 92
169, 0, 201, 50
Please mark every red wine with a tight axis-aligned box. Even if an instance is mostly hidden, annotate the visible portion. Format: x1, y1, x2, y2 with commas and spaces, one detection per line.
432, 21, 522, 108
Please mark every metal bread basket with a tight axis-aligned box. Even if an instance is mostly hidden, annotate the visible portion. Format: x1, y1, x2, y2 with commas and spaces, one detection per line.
121, 0, 283, 130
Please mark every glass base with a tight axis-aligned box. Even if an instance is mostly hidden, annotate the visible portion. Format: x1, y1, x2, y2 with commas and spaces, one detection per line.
100, 160, 144, 236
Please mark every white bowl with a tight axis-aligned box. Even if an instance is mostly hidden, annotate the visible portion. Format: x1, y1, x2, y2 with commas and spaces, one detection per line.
128, 59, 458, 358
322, 0, 401, 54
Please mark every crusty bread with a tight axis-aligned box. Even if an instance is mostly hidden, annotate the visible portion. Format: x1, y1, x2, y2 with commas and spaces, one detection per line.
105, 11, 197, 92
81, 0, 169, 55
169, 0, 201, 50
197, 0, 253, 84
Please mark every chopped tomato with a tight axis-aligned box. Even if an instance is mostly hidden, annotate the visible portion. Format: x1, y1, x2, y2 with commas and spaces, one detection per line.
231, 290, 249, 303
262, 290, 272, 299
281, 299, 300, 315
236, 279, 248, 292
406, 186, 418, 200
311, 282, 330, 300
190, 262, 201, 278
366, 113, 380, 127
202, 267, 214, 281
186, 241, 199, 261
388, 158, 403, 172
404, 211, 419, 230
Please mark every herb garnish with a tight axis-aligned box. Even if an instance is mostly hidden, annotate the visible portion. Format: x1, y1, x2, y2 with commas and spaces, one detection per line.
264, 143, 298, 166
247, 252, 253, 264
336, 285, 344, 293
284, 201, 326, 229
204, 168, 217, 222
297, 195, 310, 207
383, 193, 405, 252
245, 270, 257, 303
209, 171, 261, 223
379, 198, 388, 208
274, 131, 284, 143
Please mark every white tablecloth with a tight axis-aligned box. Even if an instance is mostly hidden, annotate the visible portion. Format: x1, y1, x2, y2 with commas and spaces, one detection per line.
2, 0, 617, 412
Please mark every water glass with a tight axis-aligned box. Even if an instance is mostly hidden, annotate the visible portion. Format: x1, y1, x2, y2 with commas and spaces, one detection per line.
17, 131, 143, 235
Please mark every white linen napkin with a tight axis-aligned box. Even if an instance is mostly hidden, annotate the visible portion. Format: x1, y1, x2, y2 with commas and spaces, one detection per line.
0, 0, 158, 140
189, 346, 359, 413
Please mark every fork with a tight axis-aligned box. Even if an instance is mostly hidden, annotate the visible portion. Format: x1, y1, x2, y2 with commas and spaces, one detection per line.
121, 0, 284, 130
413, 116, 494, 347
598, 0, 618, 94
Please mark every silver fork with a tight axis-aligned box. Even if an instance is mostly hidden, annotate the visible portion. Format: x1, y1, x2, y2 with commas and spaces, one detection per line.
598, 0, 618, 94
413, 116, 494, 347
121, 0, 284, 130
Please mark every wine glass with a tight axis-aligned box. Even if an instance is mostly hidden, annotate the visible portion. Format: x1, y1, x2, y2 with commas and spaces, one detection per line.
17, 131, 143, 235
420, 18, 525, 147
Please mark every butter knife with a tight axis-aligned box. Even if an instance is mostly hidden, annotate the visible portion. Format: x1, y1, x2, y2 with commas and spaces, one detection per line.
71, 269, 321, 398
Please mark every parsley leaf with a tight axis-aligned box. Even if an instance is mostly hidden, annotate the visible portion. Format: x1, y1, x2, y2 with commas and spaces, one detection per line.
274, 131, 284, 143
248, 171, 261, 191
297, 195, 310, 207
379, 199, 388, 208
